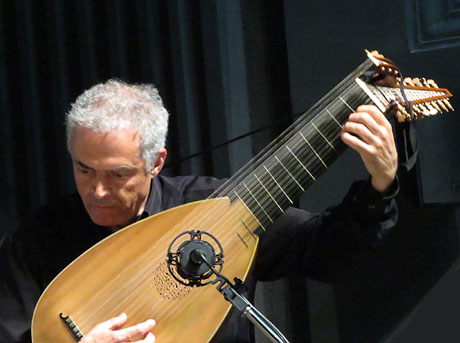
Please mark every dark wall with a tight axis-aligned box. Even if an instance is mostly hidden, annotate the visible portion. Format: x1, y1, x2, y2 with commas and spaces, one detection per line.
283, 1, 460, 342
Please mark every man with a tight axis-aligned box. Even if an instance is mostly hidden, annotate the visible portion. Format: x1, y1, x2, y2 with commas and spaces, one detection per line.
0, 79, 398, 342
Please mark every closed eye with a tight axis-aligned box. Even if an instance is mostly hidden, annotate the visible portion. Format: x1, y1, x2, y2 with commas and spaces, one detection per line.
74, 161, 94, 175
111, 167, 136, 179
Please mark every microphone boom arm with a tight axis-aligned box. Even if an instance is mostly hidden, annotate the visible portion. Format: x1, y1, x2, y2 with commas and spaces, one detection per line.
192, 250, 290, 343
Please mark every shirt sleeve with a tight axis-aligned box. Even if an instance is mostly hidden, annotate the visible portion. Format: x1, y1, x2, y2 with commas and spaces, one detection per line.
253, 177, 399, 282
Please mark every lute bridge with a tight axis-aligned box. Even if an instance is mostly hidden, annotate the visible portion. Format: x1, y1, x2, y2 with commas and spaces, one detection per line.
59, 313, 83, 342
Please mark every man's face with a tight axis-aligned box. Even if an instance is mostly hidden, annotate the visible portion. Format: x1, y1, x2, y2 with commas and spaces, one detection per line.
70, 126, 162, 229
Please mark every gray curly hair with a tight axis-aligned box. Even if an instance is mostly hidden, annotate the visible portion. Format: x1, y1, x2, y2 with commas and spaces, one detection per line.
66, 79, 169, 172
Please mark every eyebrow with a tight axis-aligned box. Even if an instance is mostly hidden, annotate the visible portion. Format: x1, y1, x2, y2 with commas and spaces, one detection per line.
74, 161, 94, 170
74, 160, 136, 173
112, 166, 136, 174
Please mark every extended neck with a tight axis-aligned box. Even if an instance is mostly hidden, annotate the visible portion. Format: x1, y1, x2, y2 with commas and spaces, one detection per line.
210, 59, 376, 233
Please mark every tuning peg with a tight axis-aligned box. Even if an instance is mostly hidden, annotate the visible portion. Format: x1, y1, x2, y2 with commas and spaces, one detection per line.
404, 77, 415, 86
367, 50, 384, 59
412, 77, 423, 87
437, 99, 448, 112
442, 99, 454, 111
423, 103, 435, 115
412, 104, 425, 119
426, 79, 439, 88
430, 101, 442, 113
418, 104, 429, 116
421, 103, 438, 116
421, 78, 430, 88
395, 110, 407, 123
396, 103, 411, 122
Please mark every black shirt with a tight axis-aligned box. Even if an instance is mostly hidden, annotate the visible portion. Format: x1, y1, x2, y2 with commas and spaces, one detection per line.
0, 174, 398, 343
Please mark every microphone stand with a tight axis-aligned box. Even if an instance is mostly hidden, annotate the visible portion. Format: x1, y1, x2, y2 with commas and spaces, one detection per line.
191, 250, 290, 343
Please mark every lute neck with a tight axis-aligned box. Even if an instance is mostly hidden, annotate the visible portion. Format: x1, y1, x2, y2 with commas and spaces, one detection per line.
210, 58, 384, 233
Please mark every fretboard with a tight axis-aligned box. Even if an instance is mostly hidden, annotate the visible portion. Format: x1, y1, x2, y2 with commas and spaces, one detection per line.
210, 58, 386, 232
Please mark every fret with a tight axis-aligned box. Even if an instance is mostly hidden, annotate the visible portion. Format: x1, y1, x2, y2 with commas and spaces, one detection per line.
271, 156, 305, 198
274, 156, 305, 192
280, 126, 329, 183
235, 231, 249, 247
234, 190, 267, 231
241, 219, 257, 238
243, 182, 273, 223
234, 160, 293, 227
313, 111, 344, 151
311, 122, 336, 151
238, 166, 289, 226
326, 109, 342, 128
285, 145, 316, 181
298, 131, 328, 168
339, 96, 355, 113
263, 165, 293, 204
254, 173, 284, 213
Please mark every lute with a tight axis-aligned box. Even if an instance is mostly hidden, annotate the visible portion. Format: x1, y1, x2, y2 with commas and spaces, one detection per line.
32, 51, 453, 342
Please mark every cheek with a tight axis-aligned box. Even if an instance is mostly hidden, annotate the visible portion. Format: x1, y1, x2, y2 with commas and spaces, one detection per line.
116, 181, 145, 204
117, 187, 137, 204
73, 173, 89, 195
119, 177, 151, 205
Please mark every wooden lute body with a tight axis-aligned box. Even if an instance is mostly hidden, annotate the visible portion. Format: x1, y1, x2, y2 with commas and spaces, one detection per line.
33, 198, 260, 342
32, 51, 453, 342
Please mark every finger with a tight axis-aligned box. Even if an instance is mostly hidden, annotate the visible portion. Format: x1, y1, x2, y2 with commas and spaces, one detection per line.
132, 332, 155, 343
355, 104, 393, 131
98, 313, 128, 331
347, 110, 390, 139
341, 131, 373, 155
347, 111, 395, 150
341, 120, 378, 146
113, 319, 156, 342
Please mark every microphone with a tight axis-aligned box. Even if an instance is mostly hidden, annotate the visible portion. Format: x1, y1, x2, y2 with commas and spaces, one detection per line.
166, 230, 291, 342
178, 241, 214, 278
167, 230, 224, 287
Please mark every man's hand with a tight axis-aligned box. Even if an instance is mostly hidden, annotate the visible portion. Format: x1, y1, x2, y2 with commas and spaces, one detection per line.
341, 105, 398, 193
80, 313, 156, 343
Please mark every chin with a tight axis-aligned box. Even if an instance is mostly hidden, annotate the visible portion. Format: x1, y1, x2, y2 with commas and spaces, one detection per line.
89, 212, 125, 228
92, 218, 119, 228
85, 204, 128, 228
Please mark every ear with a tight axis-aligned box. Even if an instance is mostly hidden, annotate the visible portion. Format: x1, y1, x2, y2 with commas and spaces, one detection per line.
151, 148, 167, 178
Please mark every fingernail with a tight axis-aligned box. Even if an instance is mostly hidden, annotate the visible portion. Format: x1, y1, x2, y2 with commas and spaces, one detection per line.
146, 319, 156, 326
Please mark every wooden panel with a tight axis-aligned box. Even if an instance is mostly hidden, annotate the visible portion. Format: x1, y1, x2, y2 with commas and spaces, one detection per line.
406, 0, 460, 52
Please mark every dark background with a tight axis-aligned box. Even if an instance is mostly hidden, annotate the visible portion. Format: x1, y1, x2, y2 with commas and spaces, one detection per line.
1, 1, 459, 342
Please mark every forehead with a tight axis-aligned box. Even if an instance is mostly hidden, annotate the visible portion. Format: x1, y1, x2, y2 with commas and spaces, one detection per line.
70, 126, 145, 170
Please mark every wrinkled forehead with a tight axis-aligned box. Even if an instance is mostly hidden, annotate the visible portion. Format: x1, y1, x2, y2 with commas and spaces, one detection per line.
70, 126, 146, 171
71, 126, 141, 153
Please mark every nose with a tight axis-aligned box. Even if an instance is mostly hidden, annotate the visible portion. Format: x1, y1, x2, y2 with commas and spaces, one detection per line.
93, 178, 110, 199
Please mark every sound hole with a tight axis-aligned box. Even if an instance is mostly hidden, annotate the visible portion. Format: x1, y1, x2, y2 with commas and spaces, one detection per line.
152, 261, 191, 300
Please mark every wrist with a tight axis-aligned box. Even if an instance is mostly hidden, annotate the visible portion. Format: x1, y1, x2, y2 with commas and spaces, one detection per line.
369, 175, 399, 200
371, 175, 394, 193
